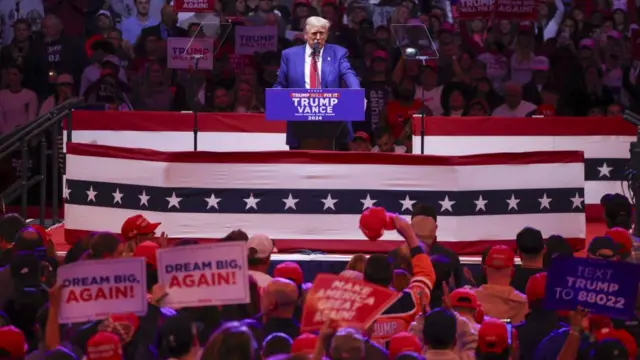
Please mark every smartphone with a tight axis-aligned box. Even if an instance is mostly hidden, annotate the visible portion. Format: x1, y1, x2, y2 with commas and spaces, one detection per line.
501, 319, 512, 344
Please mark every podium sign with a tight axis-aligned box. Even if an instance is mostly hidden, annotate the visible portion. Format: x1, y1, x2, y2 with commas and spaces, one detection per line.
265, 88, 365, 121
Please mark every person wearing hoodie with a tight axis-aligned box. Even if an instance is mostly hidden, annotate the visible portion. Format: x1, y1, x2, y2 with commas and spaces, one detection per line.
449, 288, 483, 332
473, 245, 528, 324
408, 287, 478, 360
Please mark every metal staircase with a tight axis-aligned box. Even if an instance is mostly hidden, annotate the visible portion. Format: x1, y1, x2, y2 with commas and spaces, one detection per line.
0, 98, 83, 226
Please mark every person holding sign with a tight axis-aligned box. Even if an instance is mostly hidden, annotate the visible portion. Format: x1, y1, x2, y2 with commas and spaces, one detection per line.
273, 16, 362, 150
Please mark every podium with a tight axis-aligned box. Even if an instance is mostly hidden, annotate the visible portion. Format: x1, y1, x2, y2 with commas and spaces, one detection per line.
265, 88, 365, 150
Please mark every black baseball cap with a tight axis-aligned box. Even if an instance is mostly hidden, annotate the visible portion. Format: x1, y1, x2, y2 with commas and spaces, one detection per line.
158, 313, 195, 358
590, 339, 629, 360
587, 236, 619, 259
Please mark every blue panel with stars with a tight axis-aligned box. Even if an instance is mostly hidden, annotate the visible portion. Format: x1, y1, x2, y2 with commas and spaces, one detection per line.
584, 158, 626, 181
65, 180, 585, 216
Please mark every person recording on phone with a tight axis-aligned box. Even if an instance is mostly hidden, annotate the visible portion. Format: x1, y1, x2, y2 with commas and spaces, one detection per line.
476, 319, 514, 360
273, 16, 362, 151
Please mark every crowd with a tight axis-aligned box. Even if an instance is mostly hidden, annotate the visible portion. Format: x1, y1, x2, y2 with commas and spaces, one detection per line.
0, 195, 636, 359
1, 0, 639, 144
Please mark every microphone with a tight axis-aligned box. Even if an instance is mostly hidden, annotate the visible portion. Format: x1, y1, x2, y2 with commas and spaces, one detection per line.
311, 40, 321, 88
193, 54, 204, 71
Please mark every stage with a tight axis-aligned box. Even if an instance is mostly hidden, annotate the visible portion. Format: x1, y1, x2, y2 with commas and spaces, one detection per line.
25, 110, 621, 278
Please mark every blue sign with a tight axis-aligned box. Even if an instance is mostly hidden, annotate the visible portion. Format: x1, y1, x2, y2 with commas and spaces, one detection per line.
265, 88, 365, 121
545, 256, 640, 319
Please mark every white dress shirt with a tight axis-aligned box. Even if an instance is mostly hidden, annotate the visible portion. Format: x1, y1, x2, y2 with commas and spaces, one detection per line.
118, 15, 158, 45
304, 44, 323, 89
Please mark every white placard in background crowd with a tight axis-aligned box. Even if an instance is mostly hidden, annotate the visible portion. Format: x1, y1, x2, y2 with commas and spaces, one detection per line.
235, 26, 278, 55
167, 37, 215, 70
285, 30, 304, 41
57, 258, 148, 323
157, 242, 250, 308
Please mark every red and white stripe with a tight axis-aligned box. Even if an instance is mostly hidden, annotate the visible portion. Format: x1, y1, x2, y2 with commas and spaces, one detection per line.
413, 116, 635, 222
64, 111, 287, 152
65, 143, 585, 254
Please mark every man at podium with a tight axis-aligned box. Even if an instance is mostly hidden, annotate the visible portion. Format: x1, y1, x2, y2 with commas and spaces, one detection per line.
273, 16, 361, 150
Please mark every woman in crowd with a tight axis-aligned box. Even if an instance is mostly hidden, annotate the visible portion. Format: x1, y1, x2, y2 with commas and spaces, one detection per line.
233, 81, 264, 113
133, 61, 174, 111
0, 64, 38, 135
39, 73, 75, 115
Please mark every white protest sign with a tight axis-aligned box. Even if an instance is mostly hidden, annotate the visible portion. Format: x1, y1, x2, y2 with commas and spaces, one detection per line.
235, 26, 278, 55
58, 257, 148, 323
157, 242, 250, 308
167, 37, 215, 70
286, 30, 304, 41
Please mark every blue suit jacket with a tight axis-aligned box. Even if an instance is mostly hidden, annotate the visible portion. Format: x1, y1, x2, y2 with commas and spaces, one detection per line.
273, 44, 361, 147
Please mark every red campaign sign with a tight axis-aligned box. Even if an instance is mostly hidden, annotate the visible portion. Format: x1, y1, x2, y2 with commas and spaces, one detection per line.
174, 0, 215, 12
632, 29, 640, 60
458, 0, 537, 20
300, 273, 402, 332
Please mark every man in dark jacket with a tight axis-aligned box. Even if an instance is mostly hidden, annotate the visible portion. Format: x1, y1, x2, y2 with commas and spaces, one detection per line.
511, 227, 545, 293
515, 272, 566, 360
139, 4, 187, 41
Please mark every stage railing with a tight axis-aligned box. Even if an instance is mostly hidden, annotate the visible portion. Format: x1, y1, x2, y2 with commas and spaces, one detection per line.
0, 98, 84, 223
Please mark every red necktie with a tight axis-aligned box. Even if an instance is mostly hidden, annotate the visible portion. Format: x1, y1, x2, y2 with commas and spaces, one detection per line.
310, 55, 319, 88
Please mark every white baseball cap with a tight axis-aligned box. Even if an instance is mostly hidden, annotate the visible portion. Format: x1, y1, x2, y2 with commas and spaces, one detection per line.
248, 234, 277, 258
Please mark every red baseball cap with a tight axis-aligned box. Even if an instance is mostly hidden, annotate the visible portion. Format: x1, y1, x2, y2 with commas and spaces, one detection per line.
589, 315, 613, 332
485, 245, 515, 269
388, 332, 422, 358
478, 319, 509, 354
133, 241, 159, 267
353, 131, 370, 142
86, 332, 123, 360
372, 50, 389, 60
518, 22, 533, 33
291, 333, 318, 354
525, 272, 547, 302
274, 261, 304, 285
0, 326, 27, 358
359, 207, 388, 241
449, 288, 479, 309
536, 104, 556, 117
121, 214, 161, 240
605, 228, 633, 256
